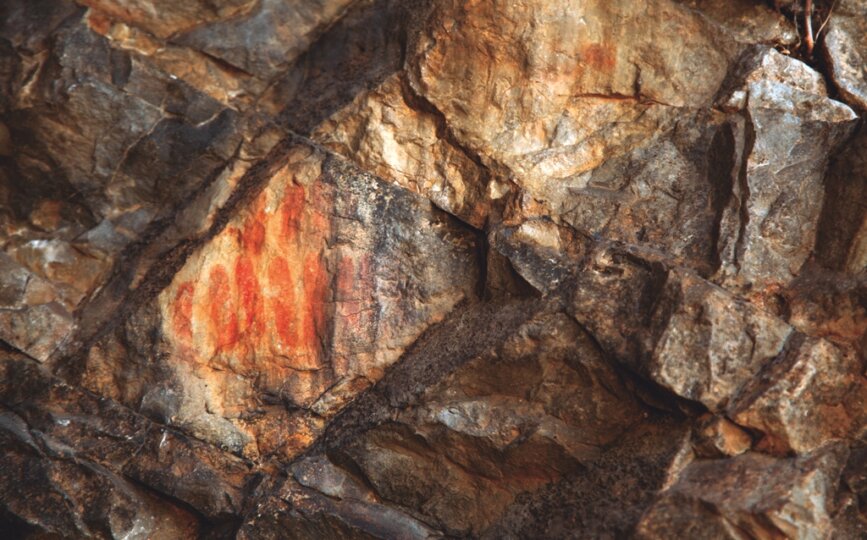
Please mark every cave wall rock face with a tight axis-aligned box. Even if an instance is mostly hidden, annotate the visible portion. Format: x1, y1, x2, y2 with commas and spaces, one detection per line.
1, 0, 866, 538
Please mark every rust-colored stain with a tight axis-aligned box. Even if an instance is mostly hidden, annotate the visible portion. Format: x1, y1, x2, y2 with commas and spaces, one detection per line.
335, 256, 356, 300
235, 256, 261, 335
280, 183, 305, 243
335, 255, 370, 332
84, 10, 113, 35
172, 282, 195, 341
581, 43, 616, 72
208, 265, 239, 350
301, 252, 328, 355
269, 256, 298, 351
241, 206, 267, 255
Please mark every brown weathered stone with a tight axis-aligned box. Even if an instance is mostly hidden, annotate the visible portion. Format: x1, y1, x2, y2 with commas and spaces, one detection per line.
822, 0, 867, 111
79, 141, 480, 462
0, 352, 251, 534
816, 124, 867, 275
713, 48, 857, 295
730, 337, 867, 455
2, 0, 866, 536
636, 446, 849, 539
313, 74, 491, 228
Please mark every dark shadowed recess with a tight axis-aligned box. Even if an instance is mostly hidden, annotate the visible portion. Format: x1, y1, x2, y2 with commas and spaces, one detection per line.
273, 0, 428, 135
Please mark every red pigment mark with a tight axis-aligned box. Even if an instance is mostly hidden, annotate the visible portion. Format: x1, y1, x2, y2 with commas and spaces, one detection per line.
301, 252, 328, 354
241, 208, 266, 255
172, 282, 195, 342
335, 256, 355, 301
269, 256, 297, 349
356, 254, 372, 285
208, 265, 239, 350
235, 257, 261, 336
581, 43, 616, 72
336, 256, 364, 334
280, 183, 305, 243
308, 182, 333, 234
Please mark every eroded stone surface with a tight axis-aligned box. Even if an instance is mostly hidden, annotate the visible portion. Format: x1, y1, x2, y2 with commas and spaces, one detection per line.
731, 337, 867, 455
495, 223, 797, 412
313, 74, 491, 228
407, 0, 795, 201
0, 0, 246, 361
0, 351, 251, 536
82, 142, 479, 461
822, 0, 867, 111
636, 446, 849, 539
495, 220, 867, 463
333, 312, 644, 536
713, 48, 857, 294
2, 0, 867, 537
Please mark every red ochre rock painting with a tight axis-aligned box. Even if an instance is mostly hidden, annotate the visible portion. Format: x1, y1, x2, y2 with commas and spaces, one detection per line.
163, 162, 345, 397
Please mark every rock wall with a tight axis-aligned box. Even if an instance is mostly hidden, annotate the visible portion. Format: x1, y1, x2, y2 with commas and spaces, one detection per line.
0, 0, 865, 538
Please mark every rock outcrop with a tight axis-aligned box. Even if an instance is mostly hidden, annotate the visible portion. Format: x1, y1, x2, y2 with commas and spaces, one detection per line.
1, 0, 865, 538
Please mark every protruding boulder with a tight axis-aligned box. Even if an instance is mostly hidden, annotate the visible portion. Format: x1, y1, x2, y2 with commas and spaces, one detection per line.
636, 446, 849, 539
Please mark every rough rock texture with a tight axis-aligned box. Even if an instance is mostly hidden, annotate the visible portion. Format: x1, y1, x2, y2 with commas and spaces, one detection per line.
1, 0, 866, 538
822, 0, 867, 111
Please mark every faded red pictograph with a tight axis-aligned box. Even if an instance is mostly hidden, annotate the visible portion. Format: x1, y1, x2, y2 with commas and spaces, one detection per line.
169, 176, 333, 375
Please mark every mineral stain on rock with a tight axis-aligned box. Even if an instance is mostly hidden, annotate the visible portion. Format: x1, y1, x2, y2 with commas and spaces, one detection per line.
1, 0, 866, 538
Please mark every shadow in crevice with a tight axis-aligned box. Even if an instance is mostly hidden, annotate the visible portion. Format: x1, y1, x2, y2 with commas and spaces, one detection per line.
271, 0, 431, 135
814, 121, 867, 272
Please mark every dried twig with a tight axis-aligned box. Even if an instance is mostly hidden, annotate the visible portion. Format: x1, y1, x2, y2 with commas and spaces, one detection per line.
815, 0, 839, 39
805, 0, 815, 55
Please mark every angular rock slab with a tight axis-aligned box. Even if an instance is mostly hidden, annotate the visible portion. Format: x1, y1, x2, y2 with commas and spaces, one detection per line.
497, 220, 867, 457
407, 0, 792, 195
313, 73, 491, 228
0, 5, 243, 360
731, 337, 867, 455
0, 352, 252, 533
84, 141, 480, 461
494, 221, 794, 412
714, 48, 857, 295
636, 446, 849, 539
0, 253, 74, 361
83, 0, 357, 108
76, 0, 258, 39
317, 311, 647, 536
544, 112, 729, 276
822, 0, 867, 111
315, 0, 802, 281
648, 269, 793, 411
0, 414, 200, 540
173, 0, 355, 81
410, 0, 728, 167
